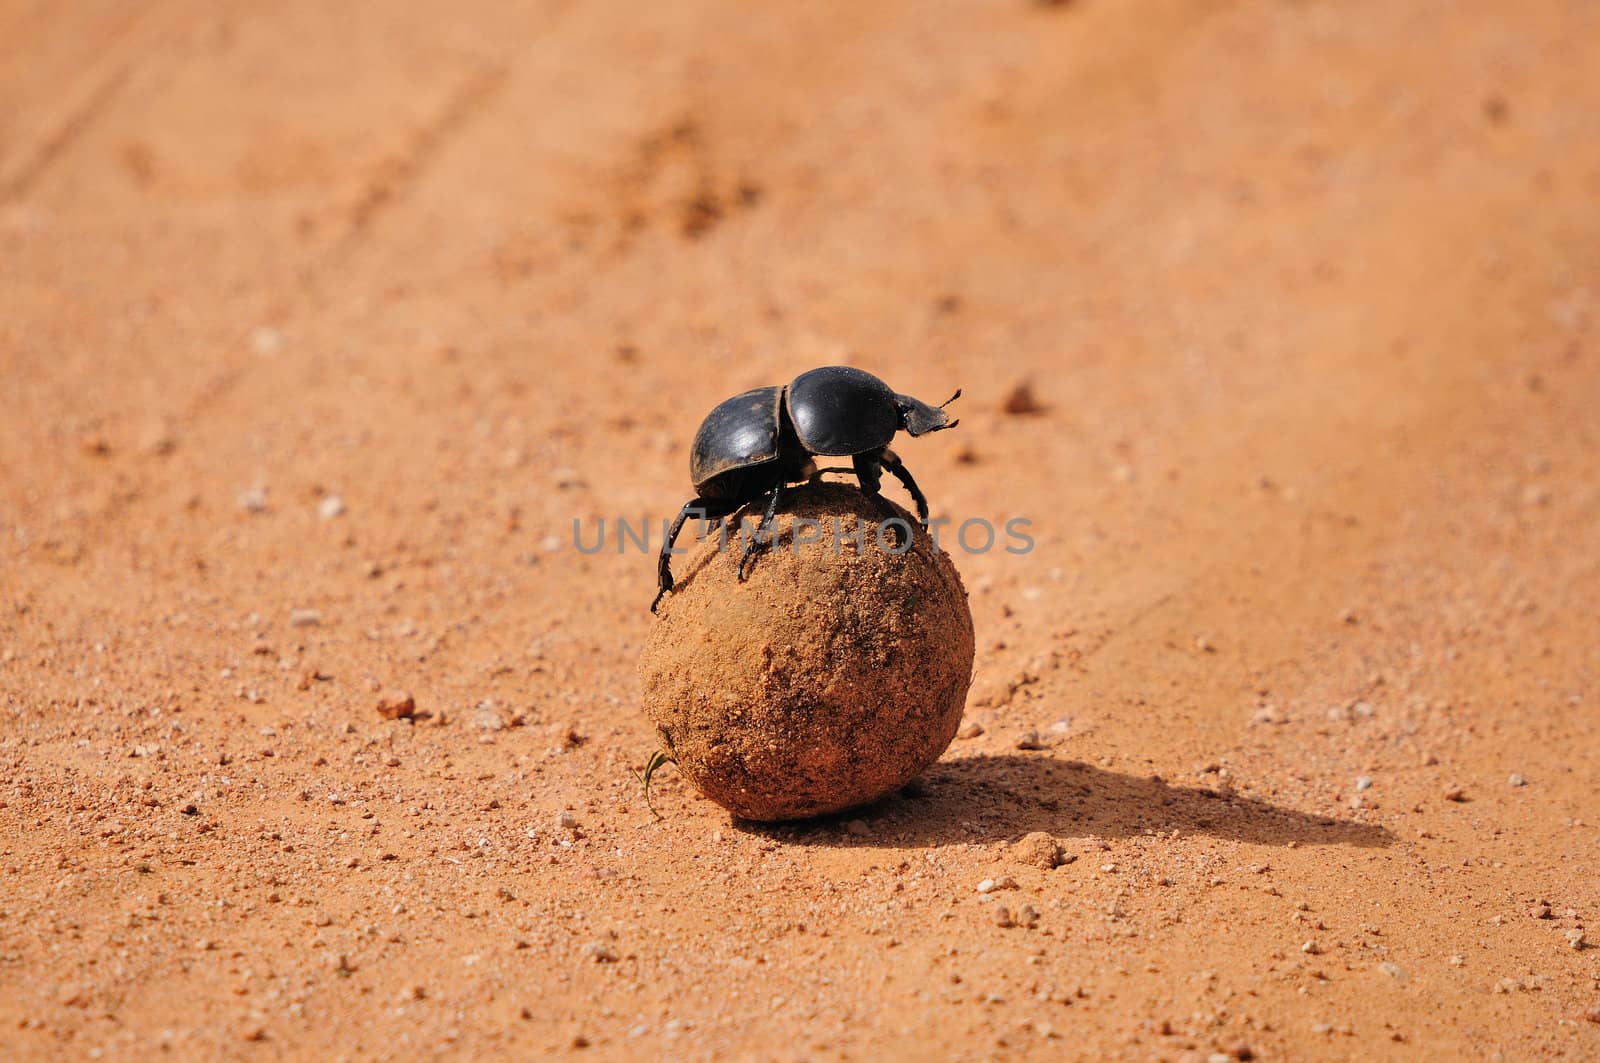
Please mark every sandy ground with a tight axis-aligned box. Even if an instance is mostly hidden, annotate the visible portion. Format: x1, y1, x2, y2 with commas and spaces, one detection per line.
3, 1, 1599, 1059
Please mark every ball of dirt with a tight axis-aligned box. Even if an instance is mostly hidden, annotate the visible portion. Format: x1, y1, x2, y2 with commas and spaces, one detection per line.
640, 482, 975, 821
1009, 831, 1065, 869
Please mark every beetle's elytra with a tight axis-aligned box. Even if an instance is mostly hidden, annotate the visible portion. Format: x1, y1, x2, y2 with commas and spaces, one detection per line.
653, 365, 961, 612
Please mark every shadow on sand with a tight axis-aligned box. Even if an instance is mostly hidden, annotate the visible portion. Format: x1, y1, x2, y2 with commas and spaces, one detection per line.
735, 754, 1394, 850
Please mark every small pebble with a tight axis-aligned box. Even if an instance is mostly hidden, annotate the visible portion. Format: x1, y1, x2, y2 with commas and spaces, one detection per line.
1355, 776, 1372, 791
289, 608, 322, 628
1301, 940, 1322, 955
1379, 961, 1407, 981
1010, 831, 1064, 869
1001, 381, 1044, 415
1442, 785, 1466, 802
318, 495, 345, 520
957, 720, 985, 739
472, 703, 508, 731
376, 690, 415, 720
238, 487, 269, 513
557, 811, 579, 830
1530, 903, 1551, 920
992, 906, 1014, 929
1015, 730, 1046, 751
1566, 928, 1585, 949
1508, 773, 1526, 787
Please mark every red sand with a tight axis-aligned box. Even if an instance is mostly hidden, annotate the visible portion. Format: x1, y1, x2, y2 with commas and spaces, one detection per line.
3, 2, 1599, 1058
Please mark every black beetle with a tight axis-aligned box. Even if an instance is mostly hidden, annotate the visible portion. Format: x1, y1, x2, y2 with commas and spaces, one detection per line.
652, 365, 960, 612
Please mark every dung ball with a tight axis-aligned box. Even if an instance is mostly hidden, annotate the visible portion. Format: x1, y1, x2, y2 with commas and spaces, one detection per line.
639, 481, 975, 821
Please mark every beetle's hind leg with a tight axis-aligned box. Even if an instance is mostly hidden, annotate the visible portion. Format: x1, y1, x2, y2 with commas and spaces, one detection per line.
736, 482, 784, 580
653, 497, 735, 613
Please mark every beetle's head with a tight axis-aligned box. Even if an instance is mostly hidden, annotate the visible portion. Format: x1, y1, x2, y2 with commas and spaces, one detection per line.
896, 388, 961, 437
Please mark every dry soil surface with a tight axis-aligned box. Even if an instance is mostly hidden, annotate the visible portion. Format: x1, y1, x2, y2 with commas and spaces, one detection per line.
3, 2, 1599, 1060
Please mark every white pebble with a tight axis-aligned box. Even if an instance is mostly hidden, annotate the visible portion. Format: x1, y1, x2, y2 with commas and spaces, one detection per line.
318, 495, 345, 520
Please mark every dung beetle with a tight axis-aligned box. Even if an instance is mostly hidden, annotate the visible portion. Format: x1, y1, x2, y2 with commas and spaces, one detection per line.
652, 365, 960, 612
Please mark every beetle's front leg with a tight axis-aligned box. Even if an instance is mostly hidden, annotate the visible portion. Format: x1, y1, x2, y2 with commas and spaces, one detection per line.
853, 451, 910, 548
878, 447, 930, 525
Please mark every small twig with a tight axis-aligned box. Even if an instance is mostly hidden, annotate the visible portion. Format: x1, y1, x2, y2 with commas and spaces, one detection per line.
633, 749, 677, 819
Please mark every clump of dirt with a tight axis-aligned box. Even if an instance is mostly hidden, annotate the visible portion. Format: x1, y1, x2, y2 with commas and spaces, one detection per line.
1010, 831, 1067, 869
640, 482, 975, 821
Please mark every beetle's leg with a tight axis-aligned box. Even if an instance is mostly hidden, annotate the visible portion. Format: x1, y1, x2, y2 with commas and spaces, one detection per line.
737, 483, 783, 580
851, 451, 883, 496
653, 498, 707, 613
807, 465, 856, 484
854, 451, 910, 548
878, 448, 930, 525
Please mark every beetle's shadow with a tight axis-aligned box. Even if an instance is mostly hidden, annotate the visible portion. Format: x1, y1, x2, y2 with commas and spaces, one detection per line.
732, 754, 1395, 850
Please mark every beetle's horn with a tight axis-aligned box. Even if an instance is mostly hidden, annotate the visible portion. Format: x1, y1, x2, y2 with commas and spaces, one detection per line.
896, 389, 961, 437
